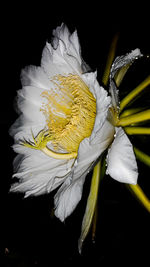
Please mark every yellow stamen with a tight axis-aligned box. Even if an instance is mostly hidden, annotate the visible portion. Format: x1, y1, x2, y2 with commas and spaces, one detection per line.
22, 74, 96, 159
41, 74, 96, 153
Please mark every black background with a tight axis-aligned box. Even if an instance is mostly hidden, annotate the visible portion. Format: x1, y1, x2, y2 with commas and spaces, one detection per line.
1, 2, 150, 266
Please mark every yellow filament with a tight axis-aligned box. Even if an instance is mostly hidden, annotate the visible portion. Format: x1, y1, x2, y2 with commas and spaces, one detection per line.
22, 74, 96, 159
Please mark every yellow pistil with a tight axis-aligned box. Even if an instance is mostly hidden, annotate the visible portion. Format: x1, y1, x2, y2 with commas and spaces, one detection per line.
41, 146, 77, 159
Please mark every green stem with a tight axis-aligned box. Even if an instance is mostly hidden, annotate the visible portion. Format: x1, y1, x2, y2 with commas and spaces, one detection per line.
134, 147, 150, 167
120, 107, 144, 118
117, 109, 150, 127
124, 127, 150, 135
127, 184, 150, 212
78, 160, 101, 253
102, 34, 119, 86
91, 201, 98, 243
120, 75, 150, 112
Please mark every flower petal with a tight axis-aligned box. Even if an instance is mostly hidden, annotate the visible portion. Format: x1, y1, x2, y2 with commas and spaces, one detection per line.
110, 48, 142, 79
109, 48, 142, 109
54, 120, 114, 221
81, 72, 111, 140
106, 127, 138, 184
41, 23, 88, 77
9, 66, 53, 142
10, 144, 75, 197
54, 173, 86, 222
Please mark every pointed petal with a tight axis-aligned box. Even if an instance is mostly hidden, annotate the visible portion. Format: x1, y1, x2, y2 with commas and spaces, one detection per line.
54, 173, 86, 222
41, 23, 87, 77
110, 48, 142, 79
106, 127, 138, 184
109, 49, 142, 109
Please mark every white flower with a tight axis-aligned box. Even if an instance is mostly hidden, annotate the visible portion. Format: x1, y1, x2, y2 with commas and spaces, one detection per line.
10, 23, 140, 222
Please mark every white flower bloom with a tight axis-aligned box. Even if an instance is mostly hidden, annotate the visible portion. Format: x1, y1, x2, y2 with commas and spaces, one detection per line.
10, 23, 140, 222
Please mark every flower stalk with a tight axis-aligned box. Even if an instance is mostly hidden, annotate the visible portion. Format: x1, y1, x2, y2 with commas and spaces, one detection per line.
78, 160, 101, 253
120, 75, 150, 112
134, 147, 150, 167
102, 34, 119, 86
120, 108, 145, 118
127, 184, 150, 212
124, 127, 150, 135
117, 109, 150, 127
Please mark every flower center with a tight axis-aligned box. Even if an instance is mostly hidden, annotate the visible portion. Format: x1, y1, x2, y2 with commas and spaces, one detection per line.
41, 74, 96, 153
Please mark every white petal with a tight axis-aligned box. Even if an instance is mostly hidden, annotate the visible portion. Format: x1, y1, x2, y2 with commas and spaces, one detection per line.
52, 23, 81, 61
106, 127, 138, 184
41, 24, 88, 77
54, 173, 86, 222
11, 144, 75, 196
21, 65, 52, 89
54, 120, 114, 222
75, 120, 115, 176
81, 72, 111, 140
10, 66, 55, 141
